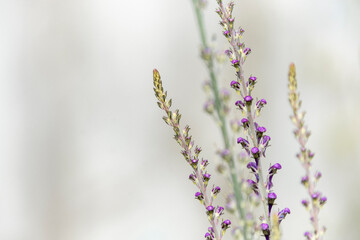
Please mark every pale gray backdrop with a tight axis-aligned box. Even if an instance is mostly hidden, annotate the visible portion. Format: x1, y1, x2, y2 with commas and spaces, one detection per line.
0, 0, 359, 239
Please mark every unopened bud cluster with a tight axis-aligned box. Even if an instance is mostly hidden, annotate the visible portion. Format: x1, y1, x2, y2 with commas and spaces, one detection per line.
153, 69, 230, 240
288, 64, 327, 240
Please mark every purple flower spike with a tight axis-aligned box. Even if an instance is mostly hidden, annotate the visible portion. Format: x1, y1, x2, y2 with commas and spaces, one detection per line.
244, 95, 253, 103
260, 223, 270, 240
223, 30, 230, 36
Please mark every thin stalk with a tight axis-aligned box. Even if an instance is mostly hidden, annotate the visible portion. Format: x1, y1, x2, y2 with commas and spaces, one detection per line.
191, 1, 248, 239
216, 0, 271, 228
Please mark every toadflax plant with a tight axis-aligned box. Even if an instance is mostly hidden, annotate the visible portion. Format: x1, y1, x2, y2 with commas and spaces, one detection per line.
153, 1, 327, 240
153, 69, 231, 240
288, 64, 327, 240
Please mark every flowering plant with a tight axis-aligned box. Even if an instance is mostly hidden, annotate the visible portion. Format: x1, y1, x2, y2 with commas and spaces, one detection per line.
152, 1, 327, 239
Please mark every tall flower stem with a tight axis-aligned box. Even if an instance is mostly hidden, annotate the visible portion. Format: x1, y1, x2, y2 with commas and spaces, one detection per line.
153, 69, 233, 240
215, 0, 271, 228
191, 1, 248, 238
288, 63, 326, 240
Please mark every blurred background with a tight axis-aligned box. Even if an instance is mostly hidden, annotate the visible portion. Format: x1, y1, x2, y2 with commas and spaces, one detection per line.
0, 0, 359, 239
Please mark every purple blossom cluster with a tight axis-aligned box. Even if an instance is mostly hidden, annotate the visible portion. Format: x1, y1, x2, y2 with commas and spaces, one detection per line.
215, 0, 290, 238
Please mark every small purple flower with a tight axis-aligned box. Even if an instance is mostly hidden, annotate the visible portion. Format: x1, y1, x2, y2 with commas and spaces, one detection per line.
200, 159, 209, 169
260, 223, 270, 240
256, 99, 267, 114
244, 95, 253, 103
249, 76, 257, 82
261, 135, 271, 156
206, 205, 214, 212
251, 147, 260, 163
251, 147, 259, 155
195, 192, 204, 203
237, 137, 250, 153
221, 219, 231, 230
235, 100, 245, 110
189, 174, 197, 183
315, 171, 322, 180
278, 208, 291, 224
301, 199, 309, 207
304, 231, 313, 240
257, 126, 267, 133
269, 163, 282, 174
203, 173, 211, 186
267, 163, 281, 190
320, 196, 327, 205
216, 206, 224, 216
204, 232, 213, 240
243, 47, 251, 55
223, 30, 230, 36
212, 186, 221, 198
247, 161, 257, 173
256, 126, 266, 142
267, 192, 277, 215
311, 192, 320, 200
231, 59, 239, 65
301, 176, 309, 185
230, 81, 240, 90
191, 158, 199, 169
241, 118, 249, 129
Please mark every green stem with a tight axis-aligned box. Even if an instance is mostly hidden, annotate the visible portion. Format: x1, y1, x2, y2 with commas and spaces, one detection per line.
192, 1, 248, 239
